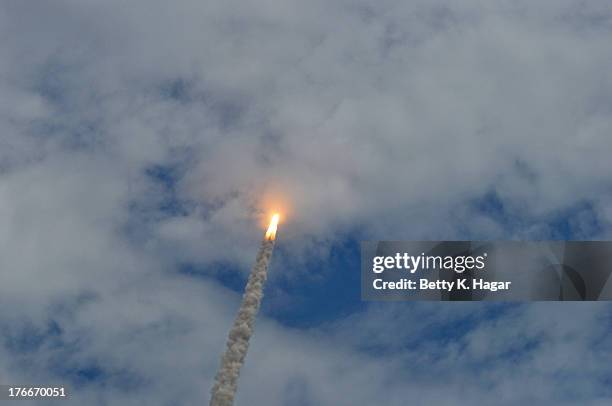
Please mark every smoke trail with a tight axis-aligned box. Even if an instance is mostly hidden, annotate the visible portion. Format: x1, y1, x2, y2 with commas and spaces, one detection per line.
210, 237, 275, 406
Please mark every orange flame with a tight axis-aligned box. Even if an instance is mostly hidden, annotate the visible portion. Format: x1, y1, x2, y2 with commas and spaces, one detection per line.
265, 213, 280, 240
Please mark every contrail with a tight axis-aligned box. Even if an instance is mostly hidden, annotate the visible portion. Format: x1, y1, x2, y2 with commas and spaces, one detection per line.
210, 214, 280, 406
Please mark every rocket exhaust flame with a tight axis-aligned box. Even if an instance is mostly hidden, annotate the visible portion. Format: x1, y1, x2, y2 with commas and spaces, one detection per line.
209, 214, 279, 406
265, 213, 279, 241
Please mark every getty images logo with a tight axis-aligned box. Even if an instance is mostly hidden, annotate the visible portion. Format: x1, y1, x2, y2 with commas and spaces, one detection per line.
372, 252, 488, 274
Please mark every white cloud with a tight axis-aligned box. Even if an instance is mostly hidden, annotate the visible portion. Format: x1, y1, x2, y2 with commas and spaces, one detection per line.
1, 0, 612, 404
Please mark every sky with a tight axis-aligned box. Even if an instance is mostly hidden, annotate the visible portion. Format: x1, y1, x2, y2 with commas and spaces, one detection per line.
1, 0, 612, 405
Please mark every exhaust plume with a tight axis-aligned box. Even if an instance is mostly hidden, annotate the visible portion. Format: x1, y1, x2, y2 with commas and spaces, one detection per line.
209, 214, 280, 406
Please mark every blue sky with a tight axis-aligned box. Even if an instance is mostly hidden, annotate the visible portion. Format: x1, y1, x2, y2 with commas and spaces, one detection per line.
1, 1, 612, 405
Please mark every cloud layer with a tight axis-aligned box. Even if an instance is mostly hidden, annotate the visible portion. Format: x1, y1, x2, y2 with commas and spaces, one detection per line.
1, 1, 612, 405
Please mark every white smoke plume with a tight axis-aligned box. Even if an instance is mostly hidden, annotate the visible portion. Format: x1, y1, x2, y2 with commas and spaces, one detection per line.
209, 237, 275, 406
